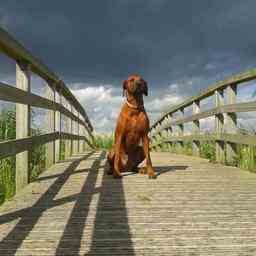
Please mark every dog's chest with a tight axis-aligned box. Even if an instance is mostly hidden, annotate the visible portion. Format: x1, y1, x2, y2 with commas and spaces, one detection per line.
125, 112, 148, 134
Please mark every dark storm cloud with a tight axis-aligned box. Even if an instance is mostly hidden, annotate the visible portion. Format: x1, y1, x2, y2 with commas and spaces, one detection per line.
1, 0, 256, 96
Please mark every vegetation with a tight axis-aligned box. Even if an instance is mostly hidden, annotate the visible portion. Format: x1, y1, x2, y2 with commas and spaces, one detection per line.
0, 108, 46, 205
0, 108, 16, 204
155, 129, 256, 173
94, 133, 114, 150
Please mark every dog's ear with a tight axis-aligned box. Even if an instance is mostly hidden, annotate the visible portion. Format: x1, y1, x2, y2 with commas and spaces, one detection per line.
122, 80, 127, 97
142, 79, 148, 96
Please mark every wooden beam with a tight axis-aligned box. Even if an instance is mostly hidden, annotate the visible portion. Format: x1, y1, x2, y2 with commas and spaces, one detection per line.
0, 132, 87, 160
215, 89, 225, 163
192, 101, 200, 156
78, 114, 84, 153
151, 100, 256, 139
54, 90, 61, 163
15, 61, 31, 192
45, 84, 55, 168
151, 133, 256, 147
0, 81, 90, 129
177, 108, 184, 152
226, 84, 237, 164
65, 102, 72, 159
72, 108, 78, 155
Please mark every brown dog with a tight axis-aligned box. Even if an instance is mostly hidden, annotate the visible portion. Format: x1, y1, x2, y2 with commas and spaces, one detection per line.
107, 74, 156, 179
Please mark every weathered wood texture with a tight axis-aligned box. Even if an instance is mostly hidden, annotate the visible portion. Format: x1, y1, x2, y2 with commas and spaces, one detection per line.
15, 61, 31, 192
0, 25, 94, 194
0, 26, 92, 128
0, 132, 88, 160
151, 69, 256, 128
215, 89, 225, 163
45, 85, 55, 168
150, 66, 256, 165
1, 151, 256, 255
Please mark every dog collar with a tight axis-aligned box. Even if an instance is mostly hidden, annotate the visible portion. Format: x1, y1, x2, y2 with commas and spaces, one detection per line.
126, 100, 138, 109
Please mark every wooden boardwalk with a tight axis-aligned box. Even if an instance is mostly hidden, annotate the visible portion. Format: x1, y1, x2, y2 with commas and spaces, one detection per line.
1, 151, 256, 255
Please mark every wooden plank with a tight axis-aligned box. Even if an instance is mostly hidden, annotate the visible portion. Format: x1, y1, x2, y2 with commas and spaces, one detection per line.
2, 152, 256, 255
15, 61, 31, 192
192, 101, 200, 156
226, 84, 237, 164
45, 85, 55, 168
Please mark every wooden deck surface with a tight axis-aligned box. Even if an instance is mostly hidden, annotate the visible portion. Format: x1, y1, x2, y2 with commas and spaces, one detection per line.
1, 151, 256, 255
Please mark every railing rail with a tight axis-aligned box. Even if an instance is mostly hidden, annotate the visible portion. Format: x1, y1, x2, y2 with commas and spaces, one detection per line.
149, 68, 256, 164
0, 26, 94, 192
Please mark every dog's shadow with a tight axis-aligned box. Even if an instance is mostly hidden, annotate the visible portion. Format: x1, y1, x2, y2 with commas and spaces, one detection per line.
155, 165, 189, 177
121, 165, 189, 177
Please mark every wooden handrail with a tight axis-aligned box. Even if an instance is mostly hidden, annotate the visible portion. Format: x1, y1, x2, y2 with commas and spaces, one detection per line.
0, 26, 94, 192
0, 26, 92, 130
0, 82, 91, 131
150, 68, 256, 164
151, 101, 256, 138
151, 69, 256, 129
0, 132, 93, 160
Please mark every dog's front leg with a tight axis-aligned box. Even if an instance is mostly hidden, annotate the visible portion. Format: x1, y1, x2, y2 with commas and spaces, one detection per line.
142, 134, 156, 179
113, 136, 123, 178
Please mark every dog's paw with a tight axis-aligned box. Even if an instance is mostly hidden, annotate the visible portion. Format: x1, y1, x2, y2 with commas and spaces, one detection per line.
113, 172, 123, 179
148, 171, 157, 179
139, 167, 147, 175
107, 170, 113, 175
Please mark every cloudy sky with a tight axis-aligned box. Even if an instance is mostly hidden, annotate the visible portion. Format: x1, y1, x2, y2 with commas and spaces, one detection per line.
1, 1, 256, 133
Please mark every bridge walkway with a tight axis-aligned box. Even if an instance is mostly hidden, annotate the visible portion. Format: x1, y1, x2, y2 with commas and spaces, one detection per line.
1, 151, 256, 255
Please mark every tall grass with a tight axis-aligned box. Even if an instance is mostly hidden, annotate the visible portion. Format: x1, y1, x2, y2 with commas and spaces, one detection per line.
0, 108, 47, 204
0, 108, 15, 204
155, 130, 256, 173
94, 133, 114, 150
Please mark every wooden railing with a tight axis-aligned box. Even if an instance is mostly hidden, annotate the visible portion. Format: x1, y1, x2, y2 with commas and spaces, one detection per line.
149, 68, 256, 164
0, 26, 94, 192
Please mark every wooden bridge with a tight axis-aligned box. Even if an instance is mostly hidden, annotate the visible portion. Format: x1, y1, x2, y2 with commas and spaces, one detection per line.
1, 27, 256, 255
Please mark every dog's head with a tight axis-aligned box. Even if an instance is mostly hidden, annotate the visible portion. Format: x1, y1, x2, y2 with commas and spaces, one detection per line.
122, 74, 148, 97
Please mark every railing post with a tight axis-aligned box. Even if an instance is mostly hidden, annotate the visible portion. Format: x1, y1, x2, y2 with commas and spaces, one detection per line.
82, 124, 86, 152
78, 114, 83, 153
76, 112, 79, 153
65, 102, 72, 158
192, 101, 200, 156
226, 84, 237, 164
55, 89, 61, 163
72, 109, 78, 155
45, 84, 55, 168
16, 61, 31, 192
215, 89, 225, 163
70, 106, 74, 155
177, 108, 184, 153
166, 114, 173, 151
156, 123, 162, 151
